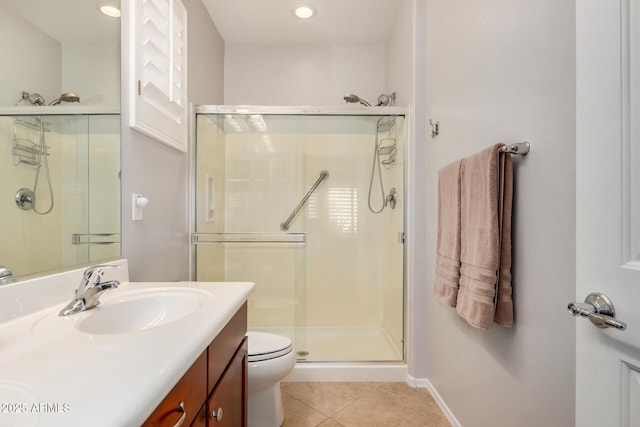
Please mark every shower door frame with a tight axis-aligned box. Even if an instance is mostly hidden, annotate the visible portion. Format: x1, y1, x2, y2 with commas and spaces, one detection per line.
189, 105, 410, 363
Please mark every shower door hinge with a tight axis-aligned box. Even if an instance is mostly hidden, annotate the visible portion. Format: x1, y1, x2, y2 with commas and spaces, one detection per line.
398, 232, 405, 244
137, 80, 142, 95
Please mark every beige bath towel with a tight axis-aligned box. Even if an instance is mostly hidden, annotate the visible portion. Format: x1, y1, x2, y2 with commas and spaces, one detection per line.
455, 143, 514, 329
432, 160, 462, 307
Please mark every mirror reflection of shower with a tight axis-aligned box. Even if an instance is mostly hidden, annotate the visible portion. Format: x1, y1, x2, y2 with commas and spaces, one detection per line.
17, 91, 81, 106
12, 115, 54, 214
13, 91, 81, 215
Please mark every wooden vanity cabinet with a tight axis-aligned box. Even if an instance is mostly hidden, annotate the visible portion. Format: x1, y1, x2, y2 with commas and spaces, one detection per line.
205, 338, 248, 426
143, 303, 248, 427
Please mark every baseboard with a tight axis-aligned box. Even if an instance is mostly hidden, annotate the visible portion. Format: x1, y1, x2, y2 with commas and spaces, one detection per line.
407, 375, 462, 427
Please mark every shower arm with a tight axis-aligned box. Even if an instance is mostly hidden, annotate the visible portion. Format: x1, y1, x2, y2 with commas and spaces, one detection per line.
280, 170, 329, 231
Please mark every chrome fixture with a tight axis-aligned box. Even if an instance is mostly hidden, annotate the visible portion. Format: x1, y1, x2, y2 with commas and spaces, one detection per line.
0, 266, 14, 285
15, 188, 34, 210
343, 92, 396, 107
429, 119, 439, 138
568, 292, 627, 330
385, 187, 397, 210
13, 116, 54, 215
11, 117, 51, 166
280, 170, 329, 231
17, 91, 80, 106
48, 92, 80, 106
499, 141, 531, 155
193, 232, 306, 245
59, 265, 121, 316
18, 91, 45, 106
343, 93, 371, 106
71, 233, 121, 246
375, 92, 396, 106
368, 117, 398, 214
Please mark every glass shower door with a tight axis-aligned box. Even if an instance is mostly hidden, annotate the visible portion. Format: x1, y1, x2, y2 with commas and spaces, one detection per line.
194, 111, 404, 362
194, 114, 309, 356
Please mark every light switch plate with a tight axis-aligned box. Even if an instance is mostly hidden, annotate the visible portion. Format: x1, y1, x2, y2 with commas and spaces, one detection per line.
132, 194, 144, 221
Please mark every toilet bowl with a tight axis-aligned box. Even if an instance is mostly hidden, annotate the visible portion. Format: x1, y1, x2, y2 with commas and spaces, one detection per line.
247, 331, 296, 427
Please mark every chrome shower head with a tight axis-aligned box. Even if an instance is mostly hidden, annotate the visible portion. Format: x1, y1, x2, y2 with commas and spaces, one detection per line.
49, 92, 80, 105
343, 93, 372, 106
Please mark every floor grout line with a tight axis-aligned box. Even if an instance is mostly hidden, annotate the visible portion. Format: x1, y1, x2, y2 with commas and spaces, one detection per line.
282, 382, 450, 426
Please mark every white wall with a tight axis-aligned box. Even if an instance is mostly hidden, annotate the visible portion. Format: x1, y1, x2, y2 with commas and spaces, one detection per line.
121, 0, 225, 281
384, 0, 431, 381
62, 43, 121, 107
385, 0, 414, 107
224, 44, 386, 105
424, 0, 576, 426
0, 4, 61, 106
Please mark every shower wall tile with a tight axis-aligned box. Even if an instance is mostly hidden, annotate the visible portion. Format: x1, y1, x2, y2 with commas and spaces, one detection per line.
195, 115, 226, 282
87, 115, 120, 261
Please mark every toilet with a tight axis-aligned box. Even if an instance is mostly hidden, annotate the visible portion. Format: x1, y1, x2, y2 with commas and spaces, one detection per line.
247, 331, 296, 427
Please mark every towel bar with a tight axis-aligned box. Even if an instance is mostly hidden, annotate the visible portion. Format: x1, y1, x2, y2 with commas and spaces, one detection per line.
499, 142, 530, 155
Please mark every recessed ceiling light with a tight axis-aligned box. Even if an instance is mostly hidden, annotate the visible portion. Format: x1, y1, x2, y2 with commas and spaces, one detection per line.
97, 2, 121, 18
293, 4, 316, 19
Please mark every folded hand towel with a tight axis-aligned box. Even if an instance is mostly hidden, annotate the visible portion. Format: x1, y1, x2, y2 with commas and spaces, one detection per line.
455, 144, 514, 329
432, 160, 462, 307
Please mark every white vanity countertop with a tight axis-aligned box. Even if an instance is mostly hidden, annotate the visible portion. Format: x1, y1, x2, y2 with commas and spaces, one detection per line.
0, 265, 254, 427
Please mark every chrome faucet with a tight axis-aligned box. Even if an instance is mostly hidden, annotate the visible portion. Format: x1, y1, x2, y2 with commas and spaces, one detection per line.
59, 265, 121, 316
0, 265, 14, 285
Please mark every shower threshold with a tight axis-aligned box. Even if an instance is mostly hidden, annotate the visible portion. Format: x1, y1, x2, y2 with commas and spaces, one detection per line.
250, 326, 403, 363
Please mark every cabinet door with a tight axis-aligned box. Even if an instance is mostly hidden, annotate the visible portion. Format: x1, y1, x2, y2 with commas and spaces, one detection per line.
191, 405, 207, 427
143, 351, 207, 427
207, 338, 248, 427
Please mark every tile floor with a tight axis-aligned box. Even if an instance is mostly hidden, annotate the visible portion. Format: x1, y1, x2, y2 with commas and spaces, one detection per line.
281, 382, 452, 427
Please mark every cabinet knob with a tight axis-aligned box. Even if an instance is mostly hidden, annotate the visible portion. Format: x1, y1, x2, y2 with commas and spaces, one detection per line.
210, 407, 223, 422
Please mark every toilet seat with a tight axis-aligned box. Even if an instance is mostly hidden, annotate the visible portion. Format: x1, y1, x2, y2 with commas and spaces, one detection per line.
247, 331, 293, 362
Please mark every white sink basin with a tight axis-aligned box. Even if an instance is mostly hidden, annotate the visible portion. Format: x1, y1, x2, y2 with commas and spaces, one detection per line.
76, 289, 206, 335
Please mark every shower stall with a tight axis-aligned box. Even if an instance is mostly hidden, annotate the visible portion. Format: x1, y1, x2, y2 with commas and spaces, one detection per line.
193, 106, 406, 366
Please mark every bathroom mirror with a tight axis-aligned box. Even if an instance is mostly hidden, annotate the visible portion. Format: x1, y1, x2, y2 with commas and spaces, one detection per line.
0, 0, 121, 281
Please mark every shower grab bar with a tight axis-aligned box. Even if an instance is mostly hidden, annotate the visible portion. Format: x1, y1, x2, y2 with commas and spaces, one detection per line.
280, 170, 329, 231
192, 232, 306, 245
71, 233, 121, 245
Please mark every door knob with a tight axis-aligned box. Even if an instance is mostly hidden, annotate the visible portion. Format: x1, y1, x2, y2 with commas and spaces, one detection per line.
568, 292, 627, 330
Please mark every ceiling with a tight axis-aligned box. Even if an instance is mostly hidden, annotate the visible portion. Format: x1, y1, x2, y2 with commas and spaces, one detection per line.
202, 0, 405, 45
1, 0, 120, 44
0, 0, 404, 46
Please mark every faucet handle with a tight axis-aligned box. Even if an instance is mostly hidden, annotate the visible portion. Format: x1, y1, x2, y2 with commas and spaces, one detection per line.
83, 264, 120, 277
81, 264, 121, 288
